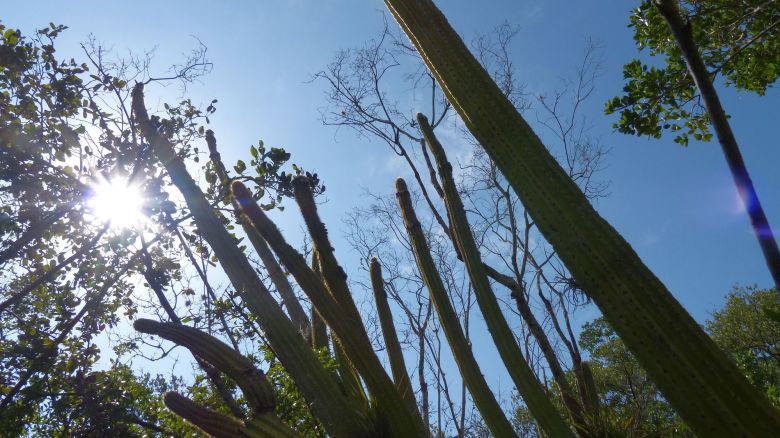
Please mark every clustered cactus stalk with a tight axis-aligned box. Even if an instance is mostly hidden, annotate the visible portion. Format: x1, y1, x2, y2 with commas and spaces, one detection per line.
415, 114, 575, 437
127, 1, 780, 436
133, 84, 372, 438
382, 0, 780, 435
395, 177, 528, 437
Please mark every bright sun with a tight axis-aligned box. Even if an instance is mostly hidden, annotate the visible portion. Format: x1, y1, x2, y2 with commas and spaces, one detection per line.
88, 177, 146, 229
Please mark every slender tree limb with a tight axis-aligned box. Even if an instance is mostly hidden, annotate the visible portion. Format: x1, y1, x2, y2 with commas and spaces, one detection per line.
0, 224, 108, 314
655, 0, 780, 290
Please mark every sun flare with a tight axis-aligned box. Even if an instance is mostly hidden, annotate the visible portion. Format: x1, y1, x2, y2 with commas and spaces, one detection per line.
88, 177, 146, 229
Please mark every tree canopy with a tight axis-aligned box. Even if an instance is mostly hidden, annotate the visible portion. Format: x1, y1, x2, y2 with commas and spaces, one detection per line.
606, 0, 780, 145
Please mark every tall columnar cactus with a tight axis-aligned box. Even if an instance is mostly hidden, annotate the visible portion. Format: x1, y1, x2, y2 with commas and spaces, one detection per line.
370, 258, 417, 411
577, 361, 600, 426
396, 177, 517, 438
417, 114, 576, 437
205, 130, 311, 337
232, 180, 428, 437
308, 247, 369, 413
132, 84, 370, 438
382, 0, 780, 435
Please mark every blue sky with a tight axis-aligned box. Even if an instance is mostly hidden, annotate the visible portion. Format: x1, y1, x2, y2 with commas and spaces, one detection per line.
6, 0, 780, 407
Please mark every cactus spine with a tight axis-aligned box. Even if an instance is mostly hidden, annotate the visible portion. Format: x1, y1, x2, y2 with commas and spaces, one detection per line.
382, 0, 780, 434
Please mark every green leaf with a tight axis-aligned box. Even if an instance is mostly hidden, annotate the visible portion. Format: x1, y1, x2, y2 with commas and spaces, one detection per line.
4, 28, 18, 45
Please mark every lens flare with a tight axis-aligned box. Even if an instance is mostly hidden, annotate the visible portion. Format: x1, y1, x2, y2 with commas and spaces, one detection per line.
88, 177, 146, 229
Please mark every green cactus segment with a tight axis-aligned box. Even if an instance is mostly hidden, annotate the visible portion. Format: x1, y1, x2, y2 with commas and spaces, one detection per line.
205, 129, 310, 337
132, 84, 369, 438
417, 114, 575, 437
578, 361, 600, 424
243, 416, 302, 438
308, 237, 367, 405
291, 176, 365, 335
383, 1, 780, 435
163, 392, 246, 438
396, 178, 517, 438
333, 338, 369, 409
164, 392, 299, 438
310, 252, 330, 351
134, 318, 275, 413
233, 180, 427, 437
370, 257, 416, 410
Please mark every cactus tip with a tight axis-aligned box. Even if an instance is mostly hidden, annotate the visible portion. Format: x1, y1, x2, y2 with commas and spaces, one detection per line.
370, 257, 382, 275
162, 391, 183, 407
231, 180, 250, 201
292, 174, 310, 185
291, 175, 313, 198
133, 318, 158, 333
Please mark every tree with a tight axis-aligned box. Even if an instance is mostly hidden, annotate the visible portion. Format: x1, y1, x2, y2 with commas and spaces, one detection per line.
707, 286, 780, 405
605, 0, 780, 288
5, 3, 780, 436
0, 22, 314, 434
26, 364, 199, 437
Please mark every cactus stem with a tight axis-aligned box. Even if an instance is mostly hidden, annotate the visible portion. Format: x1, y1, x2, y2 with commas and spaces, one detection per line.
417, 114, 575, 437
396, 177, 517, 438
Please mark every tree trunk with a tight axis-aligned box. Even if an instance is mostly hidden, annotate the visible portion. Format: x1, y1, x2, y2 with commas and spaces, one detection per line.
655, 0, 780, 290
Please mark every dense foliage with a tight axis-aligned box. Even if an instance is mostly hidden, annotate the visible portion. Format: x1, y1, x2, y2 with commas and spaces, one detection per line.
0, 22, 314, 435
606, 0, 780, 145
